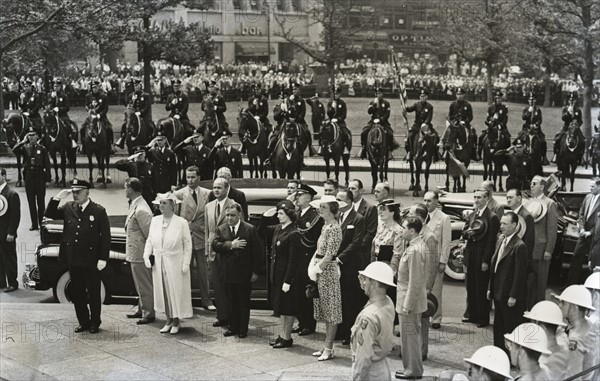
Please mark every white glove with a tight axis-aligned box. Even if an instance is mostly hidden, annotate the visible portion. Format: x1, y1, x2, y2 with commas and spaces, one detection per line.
51, 91, 57, 97
254, 116, 260, 120
172, 99, 178, 105
282, 283, 290, 293
290, 95, 295, 101
53, 107, 59, 112
373, 98, 378, 104
174, 114, 180, 119
144, 258, 152, 268
184, 136, 194, 143
97, 260, 107, 271
331, 118, 338, 123
445, 119, 450, 127
214, 106, 217, 110
182, 264, 189, 274
135, 111, 141, 116
23, 112, 29, 116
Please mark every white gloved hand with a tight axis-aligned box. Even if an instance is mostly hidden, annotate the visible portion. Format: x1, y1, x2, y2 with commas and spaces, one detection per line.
373, 98, 378, 104
23, 112, 29, 116
214, 106, 217, 110
97, 260, 107, 271
172, 99, 178, 105
144, 258, 152, 268
282, 283, 290, 293
331, 118, 338, 123
254, 116, 260, 120
53, 107, 59, 112
174, 114, 180, 119
182, 264, 190, 274
135, 111, 141, 116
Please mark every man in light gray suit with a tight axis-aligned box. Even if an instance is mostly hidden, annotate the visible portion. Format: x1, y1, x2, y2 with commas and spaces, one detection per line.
205, 177, 235, 328
124, 178, 154, 324
173, 166, 215, 310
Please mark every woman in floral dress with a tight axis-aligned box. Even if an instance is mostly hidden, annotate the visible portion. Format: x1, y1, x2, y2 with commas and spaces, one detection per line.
307, 195, 344, 361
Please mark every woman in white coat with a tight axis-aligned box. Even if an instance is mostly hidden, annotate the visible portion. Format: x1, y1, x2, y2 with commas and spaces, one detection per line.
144, 192, 193, 334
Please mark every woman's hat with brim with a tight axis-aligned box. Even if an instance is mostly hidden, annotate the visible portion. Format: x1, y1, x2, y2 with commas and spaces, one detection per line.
525, 200, 547, 223
467, 216, 488, 241
309, 195, 347, 209
152, 192, 182, 205
276, 199, 295, 212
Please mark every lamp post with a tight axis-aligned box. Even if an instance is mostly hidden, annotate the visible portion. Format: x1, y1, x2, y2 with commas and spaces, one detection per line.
264, 0, 271, 64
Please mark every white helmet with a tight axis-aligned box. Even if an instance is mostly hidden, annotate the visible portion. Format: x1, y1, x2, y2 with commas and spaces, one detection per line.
358, 262, 396, 287
552, 285, 596, 310
464, 345, 513, 380
504, 323, 551, 354
584, 272, 600, 290
524, 301, 567, 327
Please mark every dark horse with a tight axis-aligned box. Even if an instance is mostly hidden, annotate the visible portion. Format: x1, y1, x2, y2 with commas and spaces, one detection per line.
442, 119, 475, 192
557, 121, 585, 191
42, 109, 71, 188
199, 97, 223, 148
273, 121, 303, 179
365, 121, 390, 193
408, 124, 438, 197
481, 121, 511, 191
157, 116, 194, 184
238, 111, 268, 178
124, 108, 151, 155
319, 119, 350, 187
1, 113, 29, 186
590, 126, 600, 177
83, 115, 108, 188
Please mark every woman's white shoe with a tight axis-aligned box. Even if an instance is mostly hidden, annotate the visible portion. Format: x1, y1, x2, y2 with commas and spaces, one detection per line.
312, 349, 324, 357
159, 324, 172, 333
317, 348, 334, 361
170, 324, 180, 335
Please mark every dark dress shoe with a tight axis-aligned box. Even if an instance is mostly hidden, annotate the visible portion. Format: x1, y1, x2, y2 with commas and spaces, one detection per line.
238, 333, 248, 338
291, 326, 302, 334
29, 226, 39, 231
269, 336, 283, 346
273, 338, 293, 349
342, 339, 351, 345
395, 372, 422, 380
223, 330, 239, 337
4, 286, 18, 293
477, 322, 489, 328
212, 320, 228, 327
461, 318, 475, 323
431, 323, 441, 329
136, 317, 155, 325
74, 325, 89, 333
89, 326, 99, 334
298, 328, 314, 336
127, 312, 143, 319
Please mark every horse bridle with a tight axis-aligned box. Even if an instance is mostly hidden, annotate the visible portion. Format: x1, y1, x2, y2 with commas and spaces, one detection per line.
281, 122, 299, 158
242, 112, 262, 145
322, 120, 340, 147
127, 110, 141, 141
89, 114, 103, 142
46, 113, 62, 143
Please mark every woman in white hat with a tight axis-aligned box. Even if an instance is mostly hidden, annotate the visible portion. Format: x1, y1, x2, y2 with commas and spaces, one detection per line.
307, 195, 344, 361
143, 192, 193, 334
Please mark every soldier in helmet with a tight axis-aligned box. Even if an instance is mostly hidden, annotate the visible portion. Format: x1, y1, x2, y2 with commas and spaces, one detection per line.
83, 80, 114, 153
360, 87, 399, 159
120, 79, 155, 148
504, 323, 551, 380
438, 345, 513, 381
165, 79, 193, 132
553, 91, 585, 162
145, 127, 177, 193
19, 79, 43, 127
307, 91, 326, 136
327, 86, 352, 156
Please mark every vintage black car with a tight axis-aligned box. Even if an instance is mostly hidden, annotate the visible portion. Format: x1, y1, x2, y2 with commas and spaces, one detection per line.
23, 179, 323, 306
438, 173, 586, 282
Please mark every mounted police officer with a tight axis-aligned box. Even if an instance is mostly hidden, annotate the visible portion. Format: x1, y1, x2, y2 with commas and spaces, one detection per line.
241, 83, 271, 155
360, 87, 399, 159
327, 86, 352, 156
19, 79, 43, 127
12, 126, 51, 231
265, 89, 291, 166
146, 127, 177, 193
47, 79, 76, 146
478, 90, 508, 160
553, 91, 585, 161
115, 146, 156, 207
83, 80, 114, 153
405, 88, 435, 160
201, 80, 232, 136
120, 78, 155, 148
448, 87, 475, 160
165, 79, 193, 132
521, 92, 548, 165
289, 82, 317, 157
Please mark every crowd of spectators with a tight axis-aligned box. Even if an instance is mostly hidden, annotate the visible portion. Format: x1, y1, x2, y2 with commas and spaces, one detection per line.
3, 58, 598, 110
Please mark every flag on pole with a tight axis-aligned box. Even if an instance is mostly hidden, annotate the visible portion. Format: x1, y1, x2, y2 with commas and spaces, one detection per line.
390, 51, 409, 132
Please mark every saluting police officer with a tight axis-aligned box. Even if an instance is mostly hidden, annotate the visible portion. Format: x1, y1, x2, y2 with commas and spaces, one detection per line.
211, 131, 243, 179
201, 80, 232, 136
146, 128, 177, 193
12, 126, 51, 231
289, 83, 318, 157
45, 179, 110, 334
307, 92, 326, 135
327, 86, 352, 155
174, 129, 214, 181
405, 88, 436, 161
246, 83, 271, 132
115, 146, 156, 207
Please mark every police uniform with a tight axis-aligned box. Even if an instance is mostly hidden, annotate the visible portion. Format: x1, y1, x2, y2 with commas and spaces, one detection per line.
122, 82, 155, 139
19, 86, 43, 125
539, 329, 583, 380
115, 149, 156, 206
307, 96, 326, 134
361, 90, 398, 153
351, 296, 396, 381
146, 137, 177, 193
246, 87, 271, 131
479, 90, 508, 157
166, 86, 190, 121
213, 136, 243, 178
405, 90, 435, 158
554, 93, 585, 156
176, 133, 214, 181
289, 85, 317, 157
44, 179, 110, 330
327, 93, 352, 153
83, 85, 113, 146
48, 83, 77, 143
267, 93, 291, 157
201, 82, 230, 135
12, 127, 51, 230
563, 317, 597, 380
448, 97, 473, 127
522, 105, 542, 130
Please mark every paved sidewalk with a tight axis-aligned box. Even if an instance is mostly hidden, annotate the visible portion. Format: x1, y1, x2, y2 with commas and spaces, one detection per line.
0, 303, 496, 381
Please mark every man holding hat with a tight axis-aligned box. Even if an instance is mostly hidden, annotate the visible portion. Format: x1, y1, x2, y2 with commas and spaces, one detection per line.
0, 167, 21, 292
45, 179, 111, 333
175, 129, 214, 181
487, 211, 528, 351
115, 146, 156, 207
351, 262, 396, 381
405, 88, 435, 160
165, 79, 192, 131
504, 323, 551, 380
146, 128, 177, 193
83, 80, 114, 152
292, 183, 323, 336
211, 131, 243, 178
12, 126, 51, 231
19, 78, 42, 126
202, 80, 231, 136
327, 86, 352, 155
121, 79, 155, 147
360, 87, 399, 159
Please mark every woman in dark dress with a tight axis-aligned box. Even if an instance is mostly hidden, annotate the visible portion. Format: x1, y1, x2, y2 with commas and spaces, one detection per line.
269, 200, 301, 349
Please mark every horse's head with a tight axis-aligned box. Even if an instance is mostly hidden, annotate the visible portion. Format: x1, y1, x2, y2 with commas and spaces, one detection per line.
566, 121, 580, 150
3, 114, 25, 147
89, 114, 102, 139
43, 109, 60, 136
320, 120, 336, 143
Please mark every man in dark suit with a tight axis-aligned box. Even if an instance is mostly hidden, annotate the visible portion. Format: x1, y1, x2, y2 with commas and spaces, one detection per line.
506, 189, 535, 260
45, 179, 111, 333
292, 183, 323, 336
567, 178, 600, 285
212, 202, 262, 338
208, 167, 248, 221
348, 179, 377, 268
463, 188, 500, 327
0, 168, 21, 292
488, 212, 528, 351
174, 130, 214, 181
335, 189, 365, 345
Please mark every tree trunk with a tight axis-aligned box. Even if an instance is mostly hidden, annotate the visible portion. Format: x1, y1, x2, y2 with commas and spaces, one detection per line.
142, 16, 153, 120
0, 53, 4, 121
580, 4, 593, 140
543, 62, 551, 108
328, 62, 335, 95
485, 58, 493, 105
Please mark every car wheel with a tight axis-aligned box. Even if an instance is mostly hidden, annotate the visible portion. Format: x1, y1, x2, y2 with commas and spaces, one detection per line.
444, 240, 466, 281
53, 272, 107, 304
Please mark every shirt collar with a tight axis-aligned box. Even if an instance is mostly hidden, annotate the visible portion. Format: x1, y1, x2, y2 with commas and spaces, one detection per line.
478, 206, 487, 216
503, 232, 516, 244
409, 236, 421, 246
536, 194, 544, 200
0, 182, 6, 193
353, 199, 361, 212
231, 220, 241, 233
217, 197, 227, 207
80, 199, 91, 212
301, 206, 311, 216
514, 204, 522, 214
131, 195, 143, 206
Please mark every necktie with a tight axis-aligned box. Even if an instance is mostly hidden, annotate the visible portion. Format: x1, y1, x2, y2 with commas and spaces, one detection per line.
128, 199, 132, 207
231, 226, 236, 238
78, 205, 83, 216
425, 214, 431, 225
339, 212, 344, 225
192, 190, 198, 204
216, 202, 221, 220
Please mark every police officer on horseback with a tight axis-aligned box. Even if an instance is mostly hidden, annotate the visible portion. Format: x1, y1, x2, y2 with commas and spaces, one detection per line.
19, 79, 43, 127
265, 89, 291, 166
288, 82, 317, 157
200, 80, 232, 136
240, 83, 271, 155
522, 92, 548, 165
448, 87, 475, 159
165, 79, 193, 131
404, 88, 435, 160
326, 86, 352, 156
553, 91, 584, 161
120, 78, 155, 148
478, 89, 508, 160
360, 87, 399, 159
47, 79, 76, 145
83, 80, 114, 153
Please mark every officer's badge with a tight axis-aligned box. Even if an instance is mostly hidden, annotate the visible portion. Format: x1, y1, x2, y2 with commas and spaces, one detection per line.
232, 158, 235, 163
30, 97, 35, 101
141, 96, 144, 100
569, 340, 578, 351
357, 332, 364, 346
60, 98, 63, 102
361, 319, 368, 329
167, 157, 170, 162
99, 99, 102, 103
499, 110, 503, 114
179, 98, 182, 102
202, 154, 206, 158
148, 170, 152, 174
36, 150, 41, 154
425, 108, 428, 112
276, 240, 281, 246
306, 222, 310, 227
133, 94, 138, 100
89, 216, 95, 221
464, 107, 467, 110
338, 105, 342, 108
297, 102, 301, 106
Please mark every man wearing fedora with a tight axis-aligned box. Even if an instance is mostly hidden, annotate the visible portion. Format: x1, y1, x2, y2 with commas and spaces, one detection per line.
45, 179, 111, 333
12, 126, 51, 231
211, 132, 243, 179
0, 168, 21, 292
527, 175, 557, 308
487, 212, 528, 351
115, 146, 156, 207
462, 188, 500, 328
175, 129, 214, 181
146, 128, 177, 193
